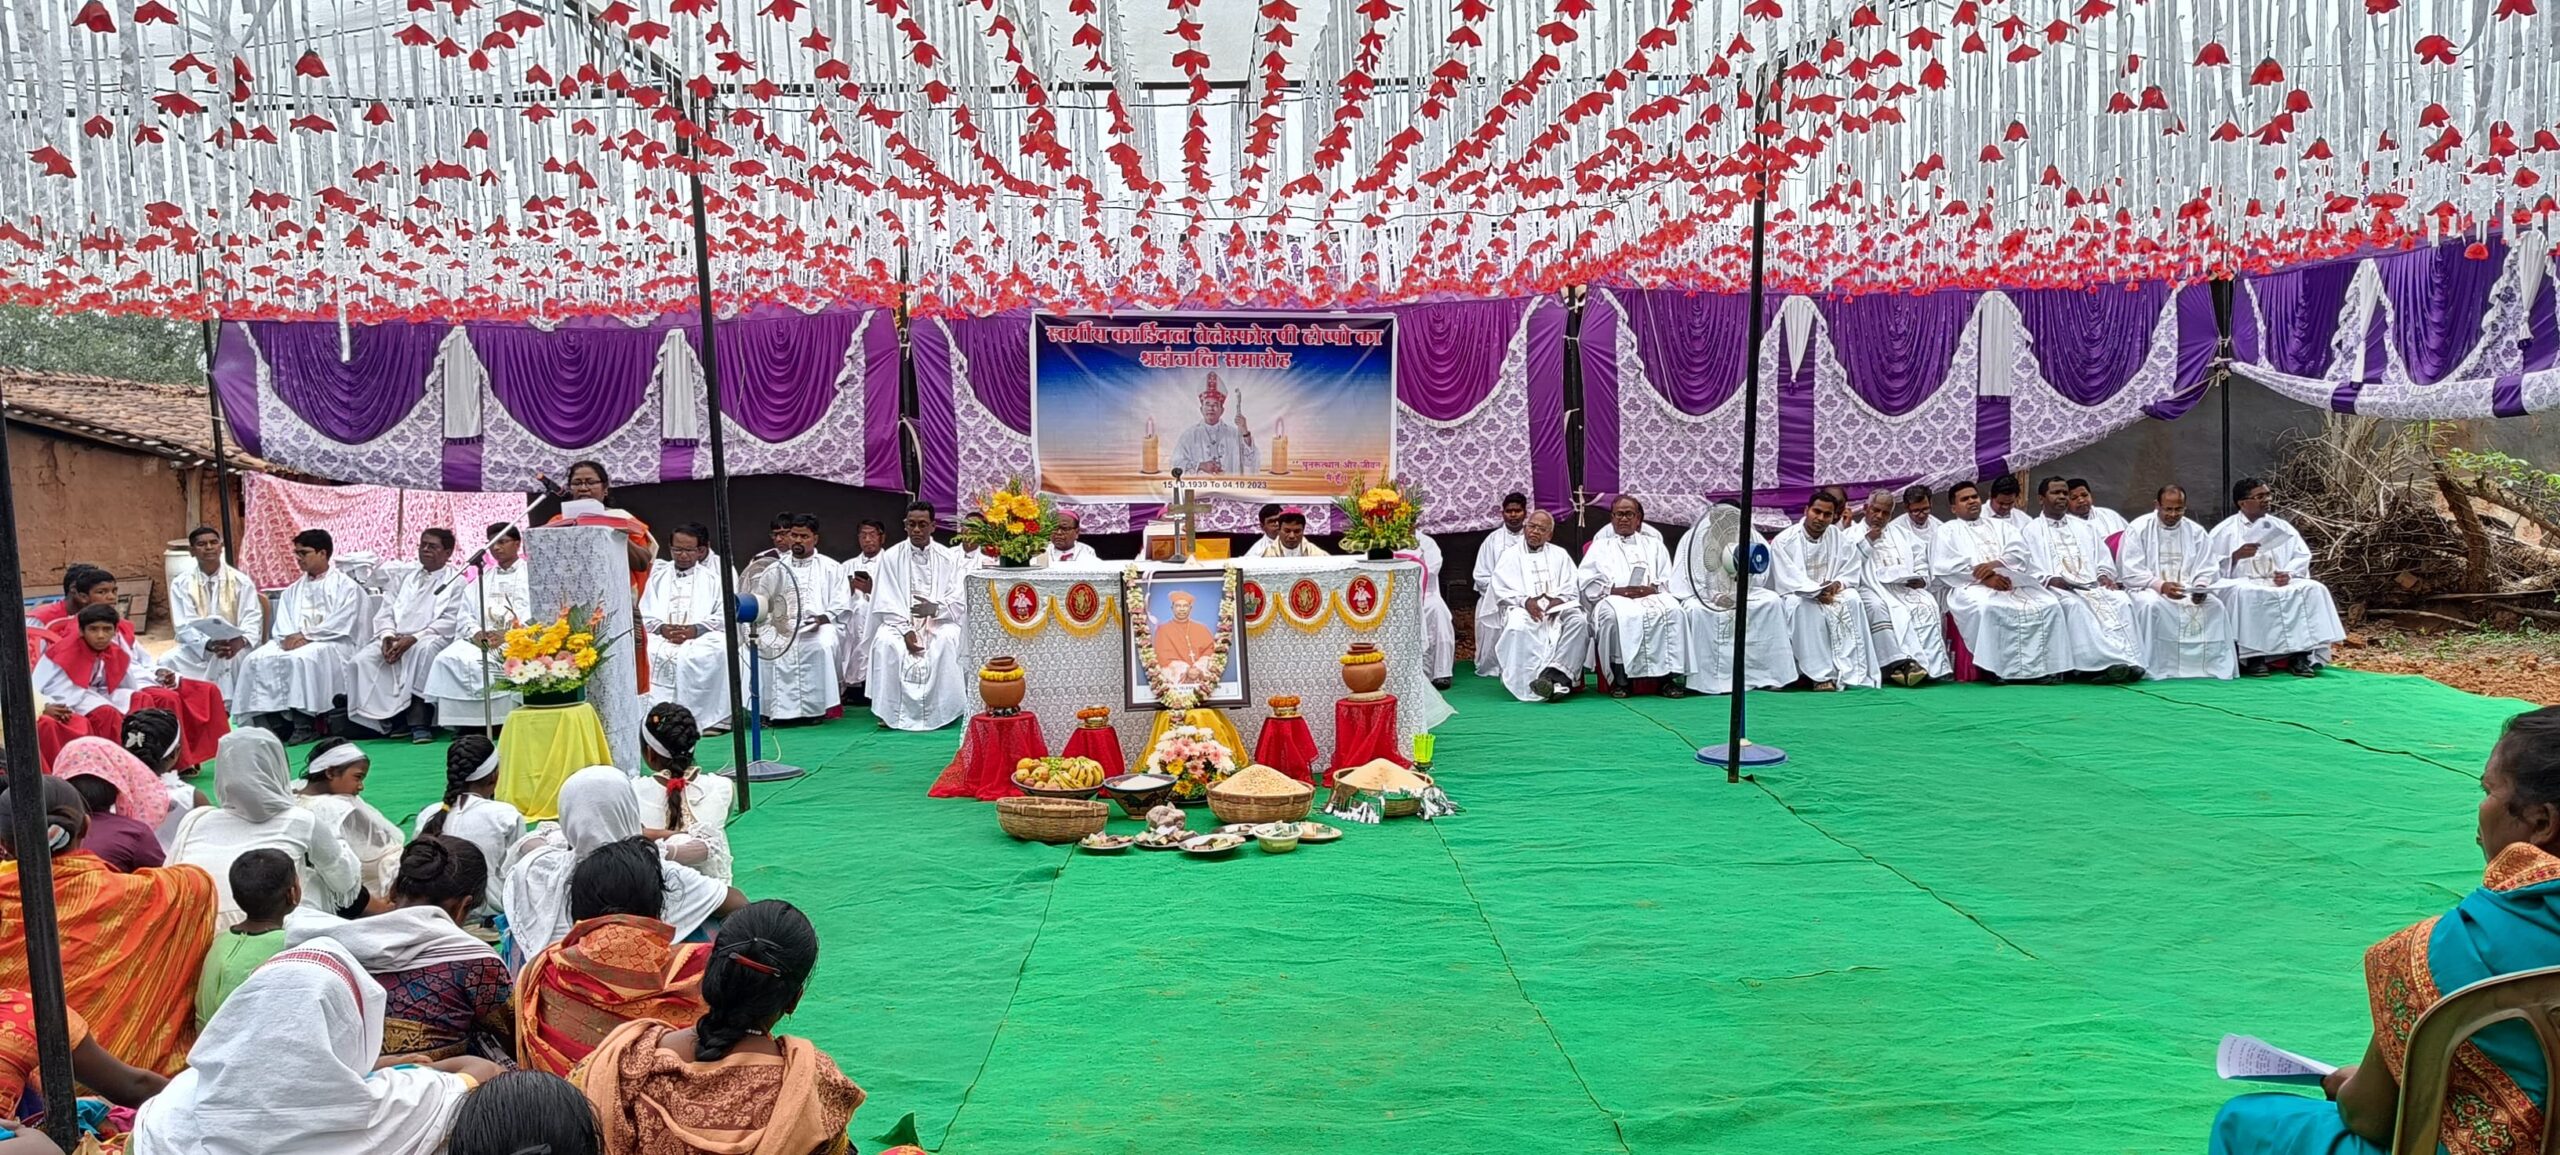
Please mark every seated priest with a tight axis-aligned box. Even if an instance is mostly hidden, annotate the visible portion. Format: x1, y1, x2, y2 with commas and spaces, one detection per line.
1854, 489, 1951, 685
31, 604, 190, 769
38, 565, 228, 768
866, 501, 969, 731
1986, 473, 2034, 537
425, 523, 533, 728
1471, 492, 1532, 682
166, 525, 264, 705
236, 528, 366, 744
1768, 491, 1881, 691
836, 519, 887, 703
1667, 502, 1797, 694
2023, 476, 2143, 683
1253, 508, 1328, 557
2118, 485, 2236, 680
750, 512, 849, 723
1578, 496, 1686, 697
349, 527, 472, 742
642, 523, 735, 733
1927, 480, 2069, 684
1399, 530, 1456, 690
2209, 477, 2347, 677
1490, 511, 1592, 702
2068, 477, 2130, 542
1034, 510, 1103, 568
1238, 503, 1284, 560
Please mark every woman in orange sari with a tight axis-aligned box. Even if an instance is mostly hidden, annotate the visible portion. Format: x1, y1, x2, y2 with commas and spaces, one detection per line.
549, 460, 658, 694
0, 779, 217, 1075
517, 840, 708, 1077
0, 987, 168, 1133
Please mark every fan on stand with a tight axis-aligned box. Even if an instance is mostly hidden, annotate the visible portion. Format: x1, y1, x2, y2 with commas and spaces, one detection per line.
733, 555, 809, 783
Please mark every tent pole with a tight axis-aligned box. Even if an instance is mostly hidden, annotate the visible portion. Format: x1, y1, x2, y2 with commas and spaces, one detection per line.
1721, 63, 1782, 784
199, 319, 236, 563
685, 118, 754, 814
0, 402, 83, 1150
2211, 278, 2237, 521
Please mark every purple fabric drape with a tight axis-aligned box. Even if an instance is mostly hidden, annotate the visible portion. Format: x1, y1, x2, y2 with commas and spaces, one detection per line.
1622, 288, 1752, 415
2015, 283, 2168, 406
2149, 283, 2226, 421
912, 317, 960, 514
2525, 271, 2559, 375
1776, 337, 1817, 487
1393, 298, 1528, 420
249, 319, 442, 443
211, 321, 263, 455
953, 312, 1034, 435
2250, 260, 2357, 377
1975, 394, 2012, 480
1525, 299, 1570, 516
471, 321, 660, 450
442, 438, 482, 492
701, 308, 864, 443
1816, 291, 1979, 416
2381, 238, 2504, 385
1579, 293, 1624, 497
862, 309, 904, 488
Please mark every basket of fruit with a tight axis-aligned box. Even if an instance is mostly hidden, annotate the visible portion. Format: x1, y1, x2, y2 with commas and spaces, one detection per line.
1012, 755, 1108, 800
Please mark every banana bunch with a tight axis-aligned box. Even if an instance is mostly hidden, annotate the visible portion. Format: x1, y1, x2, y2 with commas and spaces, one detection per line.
1014, 756, 1106, 790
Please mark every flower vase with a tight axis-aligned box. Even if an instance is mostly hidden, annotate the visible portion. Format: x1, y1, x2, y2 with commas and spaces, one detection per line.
523, 687, 586, 708
979, 657, 1027, 715
1341, 642, 1388, 696
996, 556, 1030, 569
1364, 546, 1395, 561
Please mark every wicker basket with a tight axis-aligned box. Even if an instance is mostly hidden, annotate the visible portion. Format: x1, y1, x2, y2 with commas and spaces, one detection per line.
1381, 771, 1436, 819
1207, 780, 1315, 824
995, 797, 1109, 843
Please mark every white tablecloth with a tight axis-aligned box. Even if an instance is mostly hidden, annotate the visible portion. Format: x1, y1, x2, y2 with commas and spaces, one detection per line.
960, 558, 1455, 767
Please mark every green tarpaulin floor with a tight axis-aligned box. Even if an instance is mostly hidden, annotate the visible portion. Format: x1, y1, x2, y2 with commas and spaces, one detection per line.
308, 667, 2528, 1154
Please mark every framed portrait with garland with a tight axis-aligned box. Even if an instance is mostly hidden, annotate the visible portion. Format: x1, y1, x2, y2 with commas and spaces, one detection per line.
1122, 565, 1251, 710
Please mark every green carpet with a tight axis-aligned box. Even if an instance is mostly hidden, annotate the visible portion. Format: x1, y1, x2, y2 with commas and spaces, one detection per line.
274, 668, 2529, 1154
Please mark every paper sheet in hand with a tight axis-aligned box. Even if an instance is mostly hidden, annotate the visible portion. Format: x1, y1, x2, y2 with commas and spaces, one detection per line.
2217, 1034, 2337, 1085
181, 618, 245, 642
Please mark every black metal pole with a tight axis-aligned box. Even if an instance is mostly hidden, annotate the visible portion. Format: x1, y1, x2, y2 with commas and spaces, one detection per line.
198, 319, 237, 564
2211, 278, 2237, 521
683, 116, 754, 814
1726, 71, 1778, 785
0, 401, 84, 1150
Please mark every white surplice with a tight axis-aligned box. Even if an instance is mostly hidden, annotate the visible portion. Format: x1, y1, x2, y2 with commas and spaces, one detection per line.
2206, 513, 2347, 660
1173, 420, 1256, 474
747, 551, 847, 721
349, 564, 471, 725
1395, 533, 1455, 682
1769, 521, 1880, 686
1032, 542, 1103, 568
1857, 518, 1953, 679
2023, 514, 2143, 674
640, 557, 735, 731
1489, 542, 1591, 702
31, 644, 155, 714
1578, 527, 1684, 680
1665, 508, 1795, 693
1470, 525, 1526, 679
2119, 512, 2236, 679
425, 561, 532, 727
236, 567, 366, 716
837, 550, 882, 689
1928, 514, 2067, 680
2080, 506, 2131, 541
166, 563, 264, 707
866, 539, 969, 730
1254, 539, 1329, 558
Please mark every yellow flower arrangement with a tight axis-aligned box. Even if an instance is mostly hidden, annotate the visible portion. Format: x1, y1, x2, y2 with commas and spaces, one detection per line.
978, 664, 1027, 683
1338, 649, 1386, 666
1336, 475, 1426, 553
496, 603, 617, 697
957, 475, 1060, 564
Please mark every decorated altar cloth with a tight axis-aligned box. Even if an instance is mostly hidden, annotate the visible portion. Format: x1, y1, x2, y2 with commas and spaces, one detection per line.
963, 559, 1454, 768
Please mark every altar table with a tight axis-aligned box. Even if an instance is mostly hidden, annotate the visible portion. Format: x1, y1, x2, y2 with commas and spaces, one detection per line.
961, 558, 1454, 767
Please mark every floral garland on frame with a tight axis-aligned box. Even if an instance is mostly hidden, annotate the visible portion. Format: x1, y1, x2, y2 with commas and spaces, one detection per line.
1123, 563, 1240, 711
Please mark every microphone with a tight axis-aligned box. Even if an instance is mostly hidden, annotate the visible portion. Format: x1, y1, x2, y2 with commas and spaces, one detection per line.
535, 471, 569, 498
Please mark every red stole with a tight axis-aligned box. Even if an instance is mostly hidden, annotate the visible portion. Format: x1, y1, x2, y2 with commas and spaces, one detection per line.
44, 629, 129, 692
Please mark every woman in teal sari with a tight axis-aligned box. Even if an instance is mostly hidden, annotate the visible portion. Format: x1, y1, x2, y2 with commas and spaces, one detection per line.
2213, 705, 2560, 1155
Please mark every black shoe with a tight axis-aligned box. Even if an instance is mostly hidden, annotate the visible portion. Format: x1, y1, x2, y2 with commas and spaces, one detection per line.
2289, 657, 2323, 678
1530, 671, 1559, 701
1431, 678, 1453, 691
2099, 663, 2139, 684
284, 722, 318, 746
409, 726, 436, 744
1662, 678, 1689, 699
2241, 658, 2272, 678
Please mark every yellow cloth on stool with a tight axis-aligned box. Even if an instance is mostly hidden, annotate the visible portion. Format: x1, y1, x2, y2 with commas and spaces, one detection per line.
495, 701, 614, 820
1142, 707, 1245, 767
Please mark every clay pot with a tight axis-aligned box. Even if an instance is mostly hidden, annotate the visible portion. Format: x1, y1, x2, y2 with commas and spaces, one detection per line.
980, 656, 1027, 714
1340, 643, 1388, 696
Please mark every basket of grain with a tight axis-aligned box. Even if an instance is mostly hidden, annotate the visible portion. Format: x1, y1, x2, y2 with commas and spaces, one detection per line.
1206, 764, 1315, 824
1336, 759, 1437, 818
995, 796, 1109, 843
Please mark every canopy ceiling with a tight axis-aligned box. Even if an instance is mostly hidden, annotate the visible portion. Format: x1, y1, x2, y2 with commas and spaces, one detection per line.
4, 0, 2555, 320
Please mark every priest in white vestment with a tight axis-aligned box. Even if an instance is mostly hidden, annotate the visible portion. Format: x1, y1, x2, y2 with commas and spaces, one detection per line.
236, 529, 366, 741
1667, 503, 1796, 694
349, 528, 473, 740
1928, 481, 2068, 682
2118, 486, 2236, 680
426, 525, 534, 728
835, 520, 887, 697
1253, 509, 1328, 557
1855, 491, 1951, 683
1173, 371, 1257, 475
642, 525, 736, 731
1490, 511, 1592, 702
1034, 512, 1104, 568
1470, 494, 1531, 679
867, 503, 970, 730
2208, 478, 2346, 676
1769, 494, 1881, 689
1987, 476, 2035, 539
1579, 497, 1686, 694
1396, 532, 1456, 688
166, 526, 265, 708
2023, 477, 2144, 681
747, 513, 848, 722
2069, 479, 2131, 542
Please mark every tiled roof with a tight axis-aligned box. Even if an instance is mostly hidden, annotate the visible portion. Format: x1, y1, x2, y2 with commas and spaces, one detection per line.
0, 367, 285, 474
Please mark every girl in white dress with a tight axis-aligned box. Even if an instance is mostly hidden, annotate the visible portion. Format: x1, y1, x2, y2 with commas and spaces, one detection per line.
414, 734, 527, 914
635, 702, 735, 882
298, 738, 406, 906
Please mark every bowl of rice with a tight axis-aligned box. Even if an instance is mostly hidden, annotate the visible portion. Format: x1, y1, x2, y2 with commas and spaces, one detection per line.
1099, 772, 1178, 819
1207, 764, 1315, 824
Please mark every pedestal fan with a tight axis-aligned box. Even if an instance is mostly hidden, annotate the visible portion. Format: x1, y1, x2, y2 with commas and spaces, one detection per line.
733, 555, 809, 783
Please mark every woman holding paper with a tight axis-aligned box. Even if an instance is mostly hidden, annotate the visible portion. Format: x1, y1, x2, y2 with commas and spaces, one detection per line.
2209, 706, 2560, 1155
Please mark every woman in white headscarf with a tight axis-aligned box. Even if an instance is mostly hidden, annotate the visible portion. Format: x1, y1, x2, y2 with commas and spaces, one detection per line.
295, 737, 406, 900
500, 767, 743, 967
168, 729, 363, 924
128, 935, 501, 1155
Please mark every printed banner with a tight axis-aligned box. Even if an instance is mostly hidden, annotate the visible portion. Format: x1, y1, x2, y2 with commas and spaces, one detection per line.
1031, 312, 1397, 503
